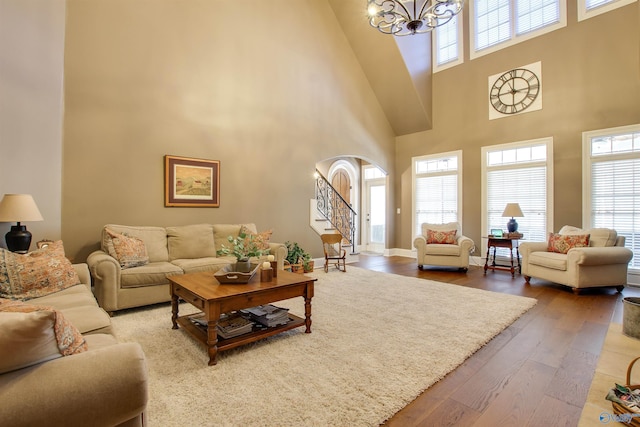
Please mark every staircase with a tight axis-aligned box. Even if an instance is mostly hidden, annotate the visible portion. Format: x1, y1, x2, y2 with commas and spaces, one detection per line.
312, 170, 358, 254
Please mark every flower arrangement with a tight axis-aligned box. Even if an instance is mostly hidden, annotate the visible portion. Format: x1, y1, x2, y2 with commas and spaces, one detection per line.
217, 232, 270, 261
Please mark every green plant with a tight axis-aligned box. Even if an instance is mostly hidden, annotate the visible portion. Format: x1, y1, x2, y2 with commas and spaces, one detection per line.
285, 241, 311, 269
217, 232, 269, 261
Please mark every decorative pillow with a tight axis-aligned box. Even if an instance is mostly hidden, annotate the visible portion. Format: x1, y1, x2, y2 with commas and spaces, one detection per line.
0, 298, 87, 374
105, 229, 149, 269
239, 225, 272, 251
547, 233, 590, 254
0, 241, 81, 300
426, 229, 457, 244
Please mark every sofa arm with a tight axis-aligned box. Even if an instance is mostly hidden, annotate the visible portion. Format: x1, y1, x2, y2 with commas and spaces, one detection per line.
0, 342, 147, 427
567, 246, 634, 266
268, 242, 288, 270
86, 250, 121, 313
413, 235, 426, 260
72, 263, 92, 290
457, 236, 475, 254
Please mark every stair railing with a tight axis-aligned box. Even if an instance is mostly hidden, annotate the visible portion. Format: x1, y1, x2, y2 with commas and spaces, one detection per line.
314, 169, 357, 253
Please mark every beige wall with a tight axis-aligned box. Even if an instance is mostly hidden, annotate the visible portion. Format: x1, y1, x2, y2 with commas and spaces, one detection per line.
395, 3, 640, 252
62, 0, 395, 261
0, 0, 65, 250
5, 1, 639, 262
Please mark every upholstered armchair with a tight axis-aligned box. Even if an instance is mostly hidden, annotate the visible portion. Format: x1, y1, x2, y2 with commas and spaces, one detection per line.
413, 222, 475, 271
520, 225, 633, 294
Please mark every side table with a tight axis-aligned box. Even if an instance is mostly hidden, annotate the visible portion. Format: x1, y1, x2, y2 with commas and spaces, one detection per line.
484, 236, 521, 277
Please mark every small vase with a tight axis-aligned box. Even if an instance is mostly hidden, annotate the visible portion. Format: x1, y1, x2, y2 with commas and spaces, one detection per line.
235, 258, 251, 272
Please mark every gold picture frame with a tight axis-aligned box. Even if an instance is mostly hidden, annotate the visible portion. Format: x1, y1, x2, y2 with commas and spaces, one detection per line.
164, 155, 220, 207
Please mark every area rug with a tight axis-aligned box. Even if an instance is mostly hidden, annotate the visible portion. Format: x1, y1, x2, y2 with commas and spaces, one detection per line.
111, 266, 537, 427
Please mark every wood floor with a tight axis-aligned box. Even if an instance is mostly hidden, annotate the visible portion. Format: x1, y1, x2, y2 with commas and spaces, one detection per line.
350, 254, 640, 427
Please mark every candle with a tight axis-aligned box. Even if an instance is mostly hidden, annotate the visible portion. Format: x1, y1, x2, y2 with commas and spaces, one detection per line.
262, 261, 271, 269
267, 255, 275, 262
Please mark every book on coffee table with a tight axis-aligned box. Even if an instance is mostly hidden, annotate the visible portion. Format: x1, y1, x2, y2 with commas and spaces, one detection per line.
241, 304, 290, 327
189, 313, 255, 339
217, 315, 254, 339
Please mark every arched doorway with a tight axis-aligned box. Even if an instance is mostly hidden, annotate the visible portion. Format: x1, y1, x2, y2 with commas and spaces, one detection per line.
328, 161, 358, 247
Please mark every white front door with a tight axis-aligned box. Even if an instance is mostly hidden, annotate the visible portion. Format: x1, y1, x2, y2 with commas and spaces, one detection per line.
365, 179, 386, 253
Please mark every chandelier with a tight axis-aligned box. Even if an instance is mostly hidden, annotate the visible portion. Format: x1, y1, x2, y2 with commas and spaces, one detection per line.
367, 0, 465, 36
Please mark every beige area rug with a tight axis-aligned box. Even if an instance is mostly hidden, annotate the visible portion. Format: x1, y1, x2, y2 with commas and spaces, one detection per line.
111, 267, 537, 427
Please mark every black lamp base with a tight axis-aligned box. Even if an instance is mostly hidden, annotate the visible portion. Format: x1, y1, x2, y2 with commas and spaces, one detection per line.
507, 218, 518, 233
5, 224, 32, 254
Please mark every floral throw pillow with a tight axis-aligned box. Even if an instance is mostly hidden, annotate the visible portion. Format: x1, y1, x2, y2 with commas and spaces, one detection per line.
0, 298, 87, 373
239, 225, 272, 251
426, 229, 457, 244
0, 240, 81, 300
105, 229, 149, 269
547, 233, 590, 254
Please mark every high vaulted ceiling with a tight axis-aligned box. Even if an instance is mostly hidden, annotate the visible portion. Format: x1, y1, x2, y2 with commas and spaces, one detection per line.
327, 0, 433, 136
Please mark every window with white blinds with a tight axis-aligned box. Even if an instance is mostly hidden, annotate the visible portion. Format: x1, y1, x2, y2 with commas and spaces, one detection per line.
471, 0, 566, 59
583, 124, 640, 272
433, 13, 463, 72
412, 151, 462, 238
482, 138, 553, 250
578, 0, 636, 21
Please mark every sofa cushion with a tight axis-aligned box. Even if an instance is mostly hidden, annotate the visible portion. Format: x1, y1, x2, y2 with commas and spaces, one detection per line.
547, 233, 590, 254
119, 262, 183, 289
103, 225, 169, 263
171, 257, 232, 274
559, 225, 617, 247
528, 251, 568, 271
426, 229, 457, 245
0, 299, 88, 374
105, 229, 149, 269
424, 243, 462, 256
32, 284, 99, 311
30, 285, 113, 335
0, 241, 80, 300
213, 224, 257, 254
167, 224, 216, 261
587, 228, 618, 247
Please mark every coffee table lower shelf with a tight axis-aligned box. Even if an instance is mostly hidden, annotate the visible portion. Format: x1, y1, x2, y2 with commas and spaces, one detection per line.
176, 313, 305, 353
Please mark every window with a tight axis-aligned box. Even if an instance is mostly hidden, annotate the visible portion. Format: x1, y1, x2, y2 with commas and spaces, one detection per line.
583, 124, 640, 275
412, 151, 462, 239
470, 0, 566, 59
433, 13, 463, 72
364, 166, 385, 180
482, 138, 554, 254
578, 0, 637, 21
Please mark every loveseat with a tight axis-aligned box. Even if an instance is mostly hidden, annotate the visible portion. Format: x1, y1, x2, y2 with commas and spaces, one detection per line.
0, 243, 148, 427
520, 225, 634, 294
87, 223, 287, 314
413, 222, 475, 271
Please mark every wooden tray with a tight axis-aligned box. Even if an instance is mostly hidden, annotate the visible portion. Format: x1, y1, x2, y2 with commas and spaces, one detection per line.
214, 263, 259, 284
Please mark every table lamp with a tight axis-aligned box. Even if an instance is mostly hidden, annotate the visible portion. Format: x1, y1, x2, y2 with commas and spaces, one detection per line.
502, 203, 523, 233
0, 194, 44, 253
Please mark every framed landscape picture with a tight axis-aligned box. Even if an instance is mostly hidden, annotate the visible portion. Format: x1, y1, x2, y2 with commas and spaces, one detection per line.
165, 155, 220, 207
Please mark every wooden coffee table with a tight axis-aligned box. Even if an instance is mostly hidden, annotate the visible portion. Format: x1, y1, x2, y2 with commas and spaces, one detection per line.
168, 269, 315, 365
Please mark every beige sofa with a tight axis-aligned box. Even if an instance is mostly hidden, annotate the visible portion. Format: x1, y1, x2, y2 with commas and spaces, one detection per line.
520, 226, 633, 293
0, 263, 148, 427
87, 223, 287, 314
413, 222, 475, 271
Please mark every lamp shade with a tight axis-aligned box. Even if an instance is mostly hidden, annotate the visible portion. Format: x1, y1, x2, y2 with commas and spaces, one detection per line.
0, 194, 44, 222
502, 203, 524, 218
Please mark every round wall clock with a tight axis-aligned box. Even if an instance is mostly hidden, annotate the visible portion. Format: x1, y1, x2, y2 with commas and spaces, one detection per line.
489, 68, 540, 115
